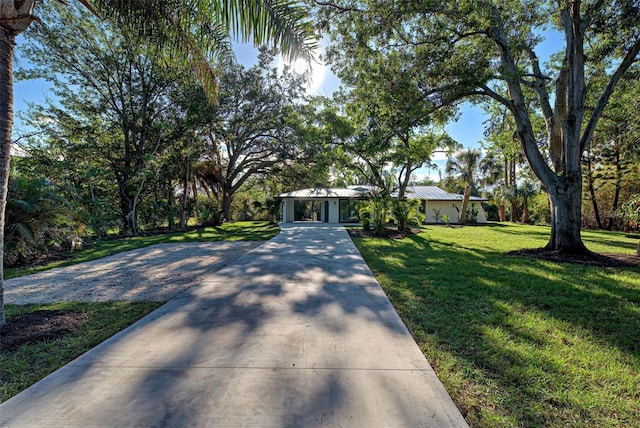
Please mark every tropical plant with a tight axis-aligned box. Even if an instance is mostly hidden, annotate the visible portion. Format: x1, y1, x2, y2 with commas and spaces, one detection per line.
465, 203, 479, 224
390, 199, 423, 232
446, 149, 482, 225
432, 208, 442, 224
519, 181, 538, 224
363, 194, 390, 236
4, 176, 74, 266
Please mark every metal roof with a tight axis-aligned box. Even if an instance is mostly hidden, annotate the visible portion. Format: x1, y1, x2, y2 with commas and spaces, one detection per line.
399, 186, 487, 201
277, 185, 487, 201
276, 187, 366, 199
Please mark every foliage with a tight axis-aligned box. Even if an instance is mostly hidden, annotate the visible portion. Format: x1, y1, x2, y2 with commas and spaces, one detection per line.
4, 175, 75, 267
359, 205, 371, 231
195, 197, 223, 227
361, 194, 390, 236
1, 301, 163, 402
528, 193, 552, 226
465, 203, 479, 224
582, 74, 640, 230
390, 199, 423, 232
352, 224, 640, 426
620, 195, 640, 231
446, 149, 482, 225
432, 208, 443, 224
320, 0, 640, 253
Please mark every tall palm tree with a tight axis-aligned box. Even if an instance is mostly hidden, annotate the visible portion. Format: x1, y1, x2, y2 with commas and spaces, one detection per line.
0, 0, 316, 326
446, 149, 482, 225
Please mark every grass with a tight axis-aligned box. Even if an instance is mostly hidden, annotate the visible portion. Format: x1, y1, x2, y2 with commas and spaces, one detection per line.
1, 301, 163, 402
6, 221, 280, 279
351, 223, 640, 427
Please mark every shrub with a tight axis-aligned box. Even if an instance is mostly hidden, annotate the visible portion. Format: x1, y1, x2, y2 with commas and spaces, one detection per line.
390, 199, 423, 232
4, 176, 75, 266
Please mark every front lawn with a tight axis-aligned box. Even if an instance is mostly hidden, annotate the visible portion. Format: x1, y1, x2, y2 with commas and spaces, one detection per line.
351, 223, 640, 427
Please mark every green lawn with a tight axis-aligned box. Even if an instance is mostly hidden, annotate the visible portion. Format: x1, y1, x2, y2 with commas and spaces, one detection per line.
6, 221, 280, 279
351, 223, 640, 427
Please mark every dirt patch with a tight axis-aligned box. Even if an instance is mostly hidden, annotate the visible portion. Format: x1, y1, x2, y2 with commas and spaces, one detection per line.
507, 248, 640, 268
1, 310, 88, 351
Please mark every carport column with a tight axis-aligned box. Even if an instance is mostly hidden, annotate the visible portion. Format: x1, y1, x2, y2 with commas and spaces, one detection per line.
282, 200, 287, 223
284, 199, 295, 222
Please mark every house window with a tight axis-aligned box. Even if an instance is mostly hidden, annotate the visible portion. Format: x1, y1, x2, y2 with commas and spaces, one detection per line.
339, 199, 362, 223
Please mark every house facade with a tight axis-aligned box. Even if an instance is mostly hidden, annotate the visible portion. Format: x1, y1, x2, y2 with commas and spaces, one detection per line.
277, 185, 488, 224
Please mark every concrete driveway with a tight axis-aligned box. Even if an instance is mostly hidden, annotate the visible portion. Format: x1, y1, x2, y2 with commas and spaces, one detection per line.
0, 224, 467, 427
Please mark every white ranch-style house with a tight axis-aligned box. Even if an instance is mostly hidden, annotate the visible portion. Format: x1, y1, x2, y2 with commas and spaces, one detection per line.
277, 185, 488, 224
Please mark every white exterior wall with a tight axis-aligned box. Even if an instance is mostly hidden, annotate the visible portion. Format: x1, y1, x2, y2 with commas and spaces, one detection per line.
328, 200, 340, 223
424, 200, 487, 224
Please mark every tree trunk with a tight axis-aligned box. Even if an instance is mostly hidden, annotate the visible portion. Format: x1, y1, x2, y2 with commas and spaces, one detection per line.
520, 204, 530, 223
167, 184, 175, 230
545, 174, 589, 254
510, 199, 519, 223
179, 160, 190, 230
459, 183, 470, 224
221, 188, 232, 222
498, 203, 506, 222
120, 193, 137, 236
584, 153, 603, 229
0, 30, 15, 327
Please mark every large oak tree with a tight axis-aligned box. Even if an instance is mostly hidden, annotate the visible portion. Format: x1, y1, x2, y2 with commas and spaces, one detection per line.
319, 0, 640, 254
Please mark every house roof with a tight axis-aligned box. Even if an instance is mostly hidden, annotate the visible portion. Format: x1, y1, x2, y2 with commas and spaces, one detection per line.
399, 186, 488, 202
277, 185, 487, 201
276, 187, 365, 199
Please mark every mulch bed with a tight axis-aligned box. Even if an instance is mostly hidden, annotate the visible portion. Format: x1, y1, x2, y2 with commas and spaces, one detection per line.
1, 310, 88, 351
347, 228, 419, 239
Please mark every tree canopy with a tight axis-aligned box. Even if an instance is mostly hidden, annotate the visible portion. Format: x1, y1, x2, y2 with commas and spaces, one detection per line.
318, 0, 640, 253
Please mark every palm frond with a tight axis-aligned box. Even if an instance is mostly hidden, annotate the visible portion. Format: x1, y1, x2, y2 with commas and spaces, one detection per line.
85, 0, 316, 97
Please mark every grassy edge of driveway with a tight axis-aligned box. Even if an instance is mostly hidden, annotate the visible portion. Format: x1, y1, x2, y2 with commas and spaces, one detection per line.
1, 221, 279, 402
352, 223, 640, 427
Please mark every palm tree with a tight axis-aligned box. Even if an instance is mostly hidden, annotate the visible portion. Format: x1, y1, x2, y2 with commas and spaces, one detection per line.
0, 0, 316, 326
446, 149, 482, 225
518, 180, 538, 223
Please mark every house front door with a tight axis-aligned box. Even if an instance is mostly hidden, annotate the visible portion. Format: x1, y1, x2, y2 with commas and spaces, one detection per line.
324, 201, 329, 222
